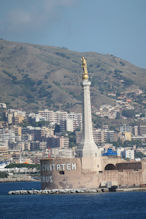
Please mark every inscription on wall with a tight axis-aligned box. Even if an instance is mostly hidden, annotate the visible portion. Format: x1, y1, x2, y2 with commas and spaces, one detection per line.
42, 163, 77, 172
41, 176, 53, 183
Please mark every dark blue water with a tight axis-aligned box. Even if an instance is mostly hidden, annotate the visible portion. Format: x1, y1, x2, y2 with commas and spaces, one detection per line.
0, 182, 146, 219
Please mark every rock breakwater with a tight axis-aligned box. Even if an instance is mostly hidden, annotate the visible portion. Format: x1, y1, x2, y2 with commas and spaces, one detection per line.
8, 188, 109, 195
8, 187, 146, 195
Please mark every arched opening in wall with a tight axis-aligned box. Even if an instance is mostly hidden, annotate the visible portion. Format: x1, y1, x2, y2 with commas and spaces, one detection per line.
105, 164, 117, 170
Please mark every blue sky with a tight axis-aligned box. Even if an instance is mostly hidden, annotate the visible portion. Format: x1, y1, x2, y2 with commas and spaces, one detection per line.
0, 0, 146, 68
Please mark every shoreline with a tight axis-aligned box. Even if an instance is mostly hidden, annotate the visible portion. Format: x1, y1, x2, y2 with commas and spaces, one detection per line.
8, 187, 146, 195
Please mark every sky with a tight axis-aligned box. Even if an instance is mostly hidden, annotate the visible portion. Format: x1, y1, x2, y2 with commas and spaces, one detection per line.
0, 0, 146, 68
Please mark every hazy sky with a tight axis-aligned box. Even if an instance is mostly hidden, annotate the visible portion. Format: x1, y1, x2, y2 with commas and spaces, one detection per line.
0, 0, 146, 68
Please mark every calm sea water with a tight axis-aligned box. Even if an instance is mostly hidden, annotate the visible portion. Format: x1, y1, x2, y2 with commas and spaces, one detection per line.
0, 182, 146, 219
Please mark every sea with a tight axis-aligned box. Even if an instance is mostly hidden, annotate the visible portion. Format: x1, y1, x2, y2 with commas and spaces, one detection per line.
0, 182, 146, 219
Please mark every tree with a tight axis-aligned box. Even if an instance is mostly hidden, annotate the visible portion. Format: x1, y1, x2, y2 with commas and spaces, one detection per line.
0, 171, 8, 178
135, 151, 145, 159
68, 131, 76, 148
54, 124, 60, 134
122, 109, 135, 118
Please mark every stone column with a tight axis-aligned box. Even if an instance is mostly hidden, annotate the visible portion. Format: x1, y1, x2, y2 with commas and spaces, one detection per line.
76, 57, 98, 157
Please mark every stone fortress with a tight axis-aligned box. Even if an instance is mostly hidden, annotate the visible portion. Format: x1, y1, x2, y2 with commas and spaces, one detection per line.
41, 57, 146, 189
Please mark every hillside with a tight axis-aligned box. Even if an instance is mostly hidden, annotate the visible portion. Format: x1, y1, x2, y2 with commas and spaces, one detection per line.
0, 39, 146, 112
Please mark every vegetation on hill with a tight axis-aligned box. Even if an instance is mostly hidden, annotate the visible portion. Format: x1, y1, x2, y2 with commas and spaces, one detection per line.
0, 171, 8, 178
5, 163, 40, 170
0, 39, 146, 112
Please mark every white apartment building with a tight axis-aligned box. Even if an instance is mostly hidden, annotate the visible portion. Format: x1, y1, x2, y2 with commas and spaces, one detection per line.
68, 112, 82, 130
0, 103, 7, 109
60, 136, 69, 148
124, 149, 135, 160
39, 110, 82, 131
93, 129, 116, 144
0, 128, 16, 146
38, 110, 68, 124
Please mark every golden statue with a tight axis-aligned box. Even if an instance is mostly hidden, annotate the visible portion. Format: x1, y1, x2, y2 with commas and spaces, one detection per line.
81, 56, 88, 80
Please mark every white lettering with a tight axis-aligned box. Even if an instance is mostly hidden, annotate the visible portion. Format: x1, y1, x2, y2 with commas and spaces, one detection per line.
56, 164, 61, 171
49, 176, 53, 183
42, 162, 77, 172
72, 163, 76, 170
41, 176, 53, 183
66, 163, 71, 170
61, 164, 66, 170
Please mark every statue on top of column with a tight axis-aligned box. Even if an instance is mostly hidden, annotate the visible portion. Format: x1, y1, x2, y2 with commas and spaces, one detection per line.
81, 56, 88, 80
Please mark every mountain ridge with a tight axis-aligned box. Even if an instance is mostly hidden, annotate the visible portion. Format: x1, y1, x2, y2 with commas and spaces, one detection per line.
0, 39, 145, 112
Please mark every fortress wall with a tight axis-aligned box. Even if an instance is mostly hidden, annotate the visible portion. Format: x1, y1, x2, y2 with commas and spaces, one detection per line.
99, 170, 119, 186
142, 160, 146, 184
81, 156, 102, 171
99, 170, 143, 186
41, 158, 99, 189
101, 157, 127, 170
118, 170, 143, 186
41, 158, 145, 189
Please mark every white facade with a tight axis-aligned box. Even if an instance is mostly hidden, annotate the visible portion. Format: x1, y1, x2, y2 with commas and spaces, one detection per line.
117, 148, 125, 157
51, 148, 74, 158
93, 129, 115, 144
124, 149, 135, 160
39, 110, 82, 131
66, 118, 74, 132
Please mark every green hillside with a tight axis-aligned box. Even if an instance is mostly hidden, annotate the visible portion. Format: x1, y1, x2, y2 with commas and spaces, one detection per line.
0, 39, 146, 112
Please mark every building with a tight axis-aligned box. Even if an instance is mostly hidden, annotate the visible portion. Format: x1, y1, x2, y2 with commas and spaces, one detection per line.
0, 103, 7, 109
68, 112, 82, 131
30, 141, 40, 151
0, 146, 8, 160
132, 125, 146, 137
46, 136, 69, 149
41, 57, 146, 190
102, 148, 117, 157
7, 109, 26, 125
93, 129, 116, 144
39, 110, 82, 132
38, 110, 68, 124
65, 118, 74, 132
47, 136, 60, 148
59, 136, 69, 149
120, 124, 132, 133
124, 132, 132, 141
124, 149, 135, 160
139, 125, 146, 136
117, 147, 125, 157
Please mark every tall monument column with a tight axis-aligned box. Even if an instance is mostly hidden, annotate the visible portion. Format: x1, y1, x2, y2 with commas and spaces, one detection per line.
76, 57, 98, 157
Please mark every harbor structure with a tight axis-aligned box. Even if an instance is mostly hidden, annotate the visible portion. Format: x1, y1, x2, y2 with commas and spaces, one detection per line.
41, 57, 146, 189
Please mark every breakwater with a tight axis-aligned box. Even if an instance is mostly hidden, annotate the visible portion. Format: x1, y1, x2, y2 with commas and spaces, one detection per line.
8, 188, 107, 195
8, 187, 146, 195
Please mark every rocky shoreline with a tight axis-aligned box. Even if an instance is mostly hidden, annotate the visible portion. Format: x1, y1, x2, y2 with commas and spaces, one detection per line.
8, 187, 146, 195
